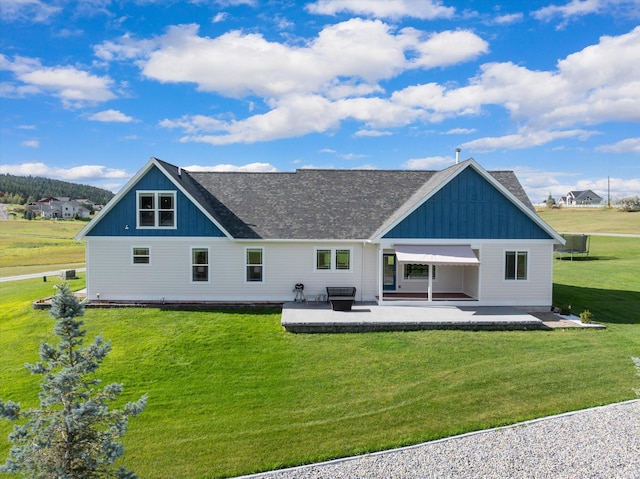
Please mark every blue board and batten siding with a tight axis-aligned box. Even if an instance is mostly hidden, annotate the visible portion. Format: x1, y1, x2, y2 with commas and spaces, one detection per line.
87, 166, 225, 237
384, 167, 552, 240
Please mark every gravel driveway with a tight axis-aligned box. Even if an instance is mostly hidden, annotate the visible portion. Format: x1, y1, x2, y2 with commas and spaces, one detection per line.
238, 400, 640, 479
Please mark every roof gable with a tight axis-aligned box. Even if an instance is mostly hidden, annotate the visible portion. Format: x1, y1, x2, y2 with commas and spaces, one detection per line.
76, 158, 228, 239
381, 161, 558, 240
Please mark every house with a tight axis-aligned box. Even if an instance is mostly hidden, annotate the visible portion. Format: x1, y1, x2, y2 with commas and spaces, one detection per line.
559, 190, 603, 206
27, 197, 91, 219
75, 157, 564, 308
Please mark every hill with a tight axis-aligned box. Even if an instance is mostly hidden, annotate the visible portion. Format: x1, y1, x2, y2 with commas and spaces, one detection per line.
0, 173, 115, 205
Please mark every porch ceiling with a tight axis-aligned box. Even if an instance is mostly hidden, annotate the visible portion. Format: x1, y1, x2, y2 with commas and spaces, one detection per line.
393, 245, 480, 266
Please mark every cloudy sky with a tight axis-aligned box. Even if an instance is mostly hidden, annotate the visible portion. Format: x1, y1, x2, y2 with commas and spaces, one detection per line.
1, 0, 639, 203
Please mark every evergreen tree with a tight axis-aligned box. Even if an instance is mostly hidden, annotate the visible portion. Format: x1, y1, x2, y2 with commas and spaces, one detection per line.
545, 193, 556, 208
0, 284, 147, 479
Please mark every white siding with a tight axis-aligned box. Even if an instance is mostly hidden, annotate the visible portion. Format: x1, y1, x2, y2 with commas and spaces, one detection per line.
479, 242, 554, 306
85, 238, 379, 302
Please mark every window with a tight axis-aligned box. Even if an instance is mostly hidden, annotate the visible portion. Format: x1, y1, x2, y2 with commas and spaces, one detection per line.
192, 248, 209, 282
505, 251, 528, 280
315, 247, 352, 271
316, 249, 331, 270
335, 249, 351, 270
246, 248, 263, 282
137, 191, 176, 228
132, 247, 150, 264
403, 264, 435, 280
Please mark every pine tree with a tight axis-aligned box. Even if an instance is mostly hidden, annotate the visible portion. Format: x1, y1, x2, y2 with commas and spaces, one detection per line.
0, 284, 147, 479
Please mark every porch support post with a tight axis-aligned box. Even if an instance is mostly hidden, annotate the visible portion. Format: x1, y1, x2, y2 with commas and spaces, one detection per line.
428, 263, 433, 302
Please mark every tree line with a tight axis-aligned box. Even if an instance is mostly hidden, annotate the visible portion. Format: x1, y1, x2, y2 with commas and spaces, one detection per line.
0, 173, 114, 205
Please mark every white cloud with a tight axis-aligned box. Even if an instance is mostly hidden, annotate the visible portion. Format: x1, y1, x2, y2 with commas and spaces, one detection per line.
491, 12, 524, 25
0, 54, 115, 107
21, 139, 39, 148
408, 30, 489, 69
445, 128, 477, 134
354, 129, 392, 137
462, 128, 597, 152
532, 0, 640, 28
212, 12, 228, 23
596, 137, 640, 153
88, 109, 135, 122
0, 162, 130, 182
184, 163, 277, 172
0, 0, 61, 23
533, 0, 605, 22
93, 33, 156, 62
104, 17, 637, 151
306, 0, 455, 20
404, 156, 455, 169
163, 94, 343, 145
105, 21, 486, 102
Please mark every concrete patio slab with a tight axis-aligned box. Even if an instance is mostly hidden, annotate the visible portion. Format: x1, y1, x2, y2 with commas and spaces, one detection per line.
281, 302, 546, 333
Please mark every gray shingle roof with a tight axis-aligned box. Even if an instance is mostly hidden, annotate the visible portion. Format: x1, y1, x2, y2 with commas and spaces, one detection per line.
156, 159, 535, 240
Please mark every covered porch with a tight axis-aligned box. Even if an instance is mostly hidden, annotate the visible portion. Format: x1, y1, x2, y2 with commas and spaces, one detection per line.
378, 244, 481, 304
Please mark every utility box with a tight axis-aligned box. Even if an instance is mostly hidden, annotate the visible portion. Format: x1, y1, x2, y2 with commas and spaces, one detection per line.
60, 269, 77, 280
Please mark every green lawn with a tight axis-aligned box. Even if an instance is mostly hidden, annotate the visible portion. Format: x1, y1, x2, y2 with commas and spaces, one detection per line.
0, 219, 86, 276
537, 207, 640, 235
2, 233, 639, 478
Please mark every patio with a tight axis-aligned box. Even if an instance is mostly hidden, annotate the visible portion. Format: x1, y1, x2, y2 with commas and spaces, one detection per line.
281, 302, 546, 333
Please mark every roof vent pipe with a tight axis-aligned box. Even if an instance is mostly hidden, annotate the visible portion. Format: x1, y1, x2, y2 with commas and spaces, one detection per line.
455, 148, 461, 164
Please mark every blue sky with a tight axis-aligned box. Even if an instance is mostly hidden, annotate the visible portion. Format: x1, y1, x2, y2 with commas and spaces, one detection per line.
1, 0, 639, 203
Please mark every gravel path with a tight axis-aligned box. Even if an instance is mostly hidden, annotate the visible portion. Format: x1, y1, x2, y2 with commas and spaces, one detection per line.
238, 400, 640, 479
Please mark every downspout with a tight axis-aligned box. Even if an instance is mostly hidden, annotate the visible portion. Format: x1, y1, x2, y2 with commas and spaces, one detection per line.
361, 240, 365, 302
428, 263, 433, 302
377, 244, 383, 304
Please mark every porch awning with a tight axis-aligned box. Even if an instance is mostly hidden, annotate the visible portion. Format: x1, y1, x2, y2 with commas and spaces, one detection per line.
393, 245, 480, 266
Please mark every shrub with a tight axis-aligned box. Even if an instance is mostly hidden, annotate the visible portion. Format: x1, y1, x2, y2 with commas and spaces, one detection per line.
579, 309, 594, 324
560, 304, 572, 315
616, 196, 640, 212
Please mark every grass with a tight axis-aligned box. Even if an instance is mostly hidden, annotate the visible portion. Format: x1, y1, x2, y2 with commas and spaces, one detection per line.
537, 207, 640, 235
0, 219, 86, 276
1, 211, 639, 478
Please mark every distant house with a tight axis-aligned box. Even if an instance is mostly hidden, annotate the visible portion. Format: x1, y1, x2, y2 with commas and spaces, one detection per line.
76, 157, 564, 309
27, 197, 91, 219
559, 190, 603, 206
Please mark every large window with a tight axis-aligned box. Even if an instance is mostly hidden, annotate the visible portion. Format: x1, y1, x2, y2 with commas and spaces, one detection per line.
505, 251, 528, 280
132, 247, 150, 264
246, 248, 263, 282
137, 191, 176, 228
315, 247, 351, 271
192, 248, 209, 282
403, 264, 436, 280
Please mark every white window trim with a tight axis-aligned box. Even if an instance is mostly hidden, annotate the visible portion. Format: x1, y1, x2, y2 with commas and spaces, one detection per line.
132, 246, 151, 265
245, 247, 264, 284
504, 249, 529, 281
190, 246, 210, 283
314, 247, 353, 272
136, 190, 177, 230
